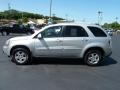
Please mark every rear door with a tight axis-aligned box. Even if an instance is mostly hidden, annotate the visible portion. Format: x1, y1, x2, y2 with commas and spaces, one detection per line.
61, 25, 89, 57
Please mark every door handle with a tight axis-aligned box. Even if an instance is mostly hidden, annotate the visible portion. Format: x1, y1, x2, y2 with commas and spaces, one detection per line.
58, 40, 62, 42
85, 39, 89, 42
57, 39, 62, 42
82, 39, 88, 42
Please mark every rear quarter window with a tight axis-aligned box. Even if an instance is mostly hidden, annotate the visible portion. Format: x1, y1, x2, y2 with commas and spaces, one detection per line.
88, 26, 107, 37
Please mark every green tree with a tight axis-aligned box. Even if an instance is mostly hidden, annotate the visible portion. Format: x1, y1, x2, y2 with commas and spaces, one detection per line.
18, 19, 22, 24
22, 17, 28, 23
103, 22, 120, 31
0, 9, 64, 22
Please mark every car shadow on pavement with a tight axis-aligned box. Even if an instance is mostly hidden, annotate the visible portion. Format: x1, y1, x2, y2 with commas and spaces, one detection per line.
31, 57, 117, 66
99, 57, 117, 66
31, 58, 84, 65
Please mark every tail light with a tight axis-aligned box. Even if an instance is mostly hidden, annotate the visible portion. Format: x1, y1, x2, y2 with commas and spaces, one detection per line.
108, 39, 112, 47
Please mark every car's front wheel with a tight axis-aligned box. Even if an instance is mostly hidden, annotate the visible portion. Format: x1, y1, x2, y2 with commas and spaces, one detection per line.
11, 48, 31, 65
84, 50, 103, 66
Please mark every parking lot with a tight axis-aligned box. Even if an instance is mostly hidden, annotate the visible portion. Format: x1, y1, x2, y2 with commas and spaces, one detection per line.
0, 33, 120, 90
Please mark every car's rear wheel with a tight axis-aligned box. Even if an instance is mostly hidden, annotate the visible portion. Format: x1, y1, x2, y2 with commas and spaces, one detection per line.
11, 48, 31, 65
84, 50, 103, 66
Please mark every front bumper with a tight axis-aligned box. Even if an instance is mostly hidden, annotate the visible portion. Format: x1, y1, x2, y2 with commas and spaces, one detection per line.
3, 45, 10, 57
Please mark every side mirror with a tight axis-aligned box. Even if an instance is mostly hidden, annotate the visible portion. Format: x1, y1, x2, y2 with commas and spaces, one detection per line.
37, 33, 42, 39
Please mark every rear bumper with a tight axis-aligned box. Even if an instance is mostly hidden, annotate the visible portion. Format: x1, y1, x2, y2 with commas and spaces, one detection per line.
106, 51, 112, 57
104, 47, 112, 57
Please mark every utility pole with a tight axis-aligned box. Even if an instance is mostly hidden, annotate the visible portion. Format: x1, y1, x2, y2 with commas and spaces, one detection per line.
8, 3, 11, 20
8, 3, 11, 10
115, 17, 118, 22
115, 17, 118, 30
49, 0, 52, 23
98, 11, 103, 25
82, 18, 86, 22
65, 14, 68, 21
22, 12, 24, 19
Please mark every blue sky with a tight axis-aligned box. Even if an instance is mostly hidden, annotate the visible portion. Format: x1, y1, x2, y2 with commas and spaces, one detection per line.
0, 0, 120, 24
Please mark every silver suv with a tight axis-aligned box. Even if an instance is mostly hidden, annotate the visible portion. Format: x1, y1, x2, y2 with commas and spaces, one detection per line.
3, 23, 112, 66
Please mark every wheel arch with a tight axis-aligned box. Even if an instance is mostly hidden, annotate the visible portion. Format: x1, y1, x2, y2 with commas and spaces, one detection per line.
83, 47, 105, 58
10, 45, 31, 56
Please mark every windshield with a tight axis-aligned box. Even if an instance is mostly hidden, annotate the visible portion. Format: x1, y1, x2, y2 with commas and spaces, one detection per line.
31, 25, 52, 38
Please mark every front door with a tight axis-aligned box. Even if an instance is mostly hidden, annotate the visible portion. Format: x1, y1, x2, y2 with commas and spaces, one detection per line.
34, 26, 63, 57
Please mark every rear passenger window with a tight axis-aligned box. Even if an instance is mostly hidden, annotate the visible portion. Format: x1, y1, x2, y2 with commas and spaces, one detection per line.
62, 26, 88, 37
88, 26, 107, 37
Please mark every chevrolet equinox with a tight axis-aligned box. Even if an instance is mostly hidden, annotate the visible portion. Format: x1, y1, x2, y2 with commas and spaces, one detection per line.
3, 23, 112, 66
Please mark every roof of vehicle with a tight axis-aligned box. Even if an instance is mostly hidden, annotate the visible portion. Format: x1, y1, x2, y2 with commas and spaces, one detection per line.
31, 23, 105, 38
47, 23, 100, 27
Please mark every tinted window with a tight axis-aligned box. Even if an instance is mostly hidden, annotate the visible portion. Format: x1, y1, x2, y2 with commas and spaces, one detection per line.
42, 26, 62, 38
62, 26, 88, 37
88, 26, 107, 37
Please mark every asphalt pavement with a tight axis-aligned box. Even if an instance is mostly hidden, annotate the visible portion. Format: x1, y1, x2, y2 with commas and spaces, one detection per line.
0, 33, 120, 90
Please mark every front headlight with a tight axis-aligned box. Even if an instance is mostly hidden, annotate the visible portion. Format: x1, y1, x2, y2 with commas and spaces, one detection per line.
5, 40, 10, 46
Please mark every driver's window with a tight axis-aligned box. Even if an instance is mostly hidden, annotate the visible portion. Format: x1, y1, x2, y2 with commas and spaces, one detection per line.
42, 26, 62, 38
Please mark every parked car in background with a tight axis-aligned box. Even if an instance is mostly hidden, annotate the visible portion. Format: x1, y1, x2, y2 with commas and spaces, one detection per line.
0, 26, 2, 31
26, 24, 46, 33
105, 29, 114, 36
0, 26, 3, 35
3, 23, 112, 66
0, 24, 34, 36
116, 30, 120, 33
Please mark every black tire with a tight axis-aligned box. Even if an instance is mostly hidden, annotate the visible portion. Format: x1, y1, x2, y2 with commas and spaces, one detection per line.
3, 31, 7, 36
7, 32, 10, 35
11, 48, 31, 65
84, 50, 103, 66
30, 31, 34, 34
27, 32, 32, 35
